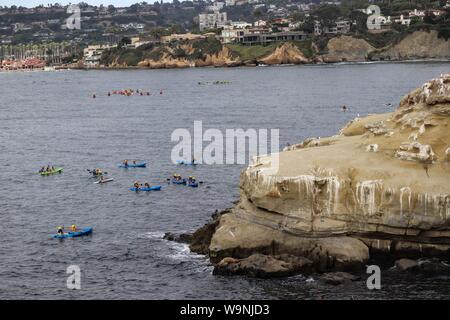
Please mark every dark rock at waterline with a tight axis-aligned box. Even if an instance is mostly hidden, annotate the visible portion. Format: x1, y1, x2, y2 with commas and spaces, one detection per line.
393, 258, 450, 274
163, 232, 193, 244
320, 272, 361, 285
395, 258, 419, 271
417, 258, 450, 274
212, 253, 314, 278
189, 208, 230, 254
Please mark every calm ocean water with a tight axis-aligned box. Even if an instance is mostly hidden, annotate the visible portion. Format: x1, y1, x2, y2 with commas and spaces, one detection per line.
1, 62, 449, 299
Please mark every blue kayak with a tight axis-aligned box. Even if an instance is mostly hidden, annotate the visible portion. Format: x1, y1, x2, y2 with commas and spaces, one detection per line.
171, 178, 186, 185
51, 227, 93, 239
188, 181, 199, 188
176, 160, 198, 166
130, 186, 162, 191
119, 162, 146, 168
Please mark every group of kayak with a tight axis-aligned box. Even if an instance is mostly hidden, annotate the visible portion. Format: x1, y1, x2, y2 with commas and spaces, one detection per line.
94, 88, 164, 98
198, 81, 232, 85
47, 158, 201, 238
170, 174, 199, 187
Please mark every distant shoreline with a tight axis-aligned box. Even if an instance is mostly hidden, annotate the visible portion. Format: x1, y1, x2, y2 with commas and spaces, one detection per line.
1, 58, 449, 74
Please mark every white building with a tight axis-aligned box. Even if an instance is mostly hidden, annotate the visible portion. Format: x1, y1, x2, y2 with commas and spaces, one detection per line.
221, 28, 244, 43
229, 21, 252, 29
83, 44, 116, 67
409, 9, 426, 17
315, 20, 351, 35
198, 12, 228, 30
394, 14, 411, 26
119, 23, 145, 31
206, 2, 225, 12
254, 20, 267, 27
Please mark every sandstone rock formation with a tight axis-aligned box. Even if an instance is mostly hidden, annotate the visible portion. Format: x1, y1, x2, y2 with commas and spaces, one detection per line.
213, 253, 313, 278
322, 35, 375, 62
137, 45, 240, 69
258, 43, 310, 65
370, 30, 450, 61
320, 272, 361, 285
395, 258, 418, 271
196, 73, 450, 277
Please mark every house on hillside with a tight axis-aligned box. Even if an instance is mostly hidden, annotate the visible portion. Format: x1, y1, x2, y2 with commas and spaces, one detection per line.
198, 12, 228, 30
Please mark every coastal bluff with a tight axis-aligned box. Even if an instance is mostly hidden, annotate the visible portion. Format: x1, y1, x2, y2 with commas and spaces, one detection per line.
101, 30, 450, 69
190, 73, 450, 276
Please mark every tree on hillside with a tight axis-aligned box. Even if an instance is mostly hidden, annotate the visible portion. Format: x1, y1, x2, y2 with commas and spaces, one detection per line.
314, 5, 342, 28
118, 36, 131, 49
349, 10, 368, 34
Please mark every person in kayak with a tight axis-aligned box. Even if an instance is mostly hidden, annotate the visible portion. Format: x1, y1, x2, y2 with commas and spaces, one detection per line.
39, 166, 45, 173
133, 160, 137, 165
123, 160, 129, 167
133, 181, 140, 189
173, 174, 181, 181
71, 225, 77, 232
144, 182, 150, 188
57, 226, 64, 235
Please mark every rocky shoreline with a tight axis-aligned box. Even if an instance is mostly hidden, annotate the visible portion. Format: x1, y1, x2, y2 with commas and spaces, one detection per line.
164, 209, 450, 281
165, 72, 450, 280
96, 30, 450, 70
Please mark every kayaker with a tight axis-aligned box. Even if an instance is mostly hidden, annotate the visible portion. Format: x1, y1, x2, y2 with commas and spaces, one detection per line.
144, 182, 150, 188
71, 225, 77, 232
188, 176, 196, 184
123, 160, 128, 167
39, 166, 45, 173
134, 181, 140, 189
133, 160, 136, 165
57, 226, 64, 235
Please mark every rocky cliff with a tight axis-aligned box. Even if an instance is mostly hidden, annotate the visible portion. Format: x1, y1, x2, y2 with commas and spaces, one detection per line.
137, 44, 240, 69
322, 35, 375, 62
101, 31, 450, 69
257, 43, 311, 65
370, 30, 450, 61
193, 73, 450, 276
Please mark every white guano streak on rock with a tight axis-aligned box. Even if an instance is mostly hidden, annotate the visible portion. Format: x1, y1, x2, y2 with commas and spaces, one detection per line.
325, 176, 341, 215
356, 180, 383, 215
400, 187, 412, 216
247, 168, 342, 216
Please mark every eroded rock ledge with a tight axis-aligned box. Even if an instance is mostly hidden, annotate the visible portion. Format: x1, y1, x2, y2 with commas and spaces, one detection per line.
187, 73, 450, 277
